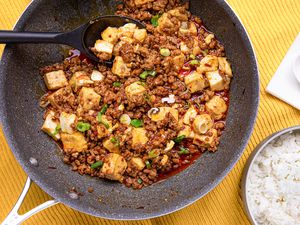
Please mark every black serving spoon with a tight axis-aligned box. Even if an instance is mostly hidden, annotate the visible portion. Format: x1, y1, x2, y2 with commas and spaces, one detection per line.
0, 15, 145, 66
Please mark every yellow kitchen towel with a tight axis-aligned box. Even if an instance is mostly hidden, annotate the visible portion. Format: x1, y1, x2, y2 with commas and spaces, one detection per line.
0, 0, 300, 224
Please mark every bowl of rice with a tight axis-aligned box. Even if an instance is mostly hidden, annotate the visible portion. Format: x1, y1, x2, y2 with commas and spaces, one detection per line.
241, 126, 300, 225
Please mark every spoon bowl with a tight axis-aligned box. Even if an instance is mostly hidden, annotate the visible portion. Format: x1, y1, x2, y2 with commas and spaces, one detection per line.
0, 15, 145, 65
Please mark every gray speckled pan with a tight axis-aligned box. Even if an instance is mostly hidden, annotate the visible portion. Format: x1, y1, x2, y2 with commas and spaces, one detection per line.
0, 0, 259, 220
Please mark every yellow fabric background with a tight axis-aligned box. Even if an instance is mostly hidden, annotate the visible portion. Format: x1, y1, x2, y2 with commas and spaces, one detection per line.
0, 0, 299, 224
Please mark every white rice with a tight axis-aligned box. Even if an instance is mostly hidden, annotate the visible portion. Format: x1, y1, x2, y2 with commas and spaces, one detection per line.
247, 132, 300, 225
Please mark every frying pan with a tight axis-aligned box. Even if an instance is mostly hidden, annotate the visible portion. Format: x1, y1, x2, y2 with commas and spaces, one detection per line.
0, 0, 259, 222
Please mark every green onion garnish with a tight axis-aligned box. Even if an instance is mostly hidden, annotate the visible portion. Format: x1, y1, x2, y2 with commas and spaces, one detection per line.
148, 150, 159, 158
151, 14, 161, 27
91, 161, 103, 169
76, 122, 91, 132
190, 60, 200, 65
160, 48, 171, 57
190, 54, 196, 59
178, 147, 189, 155
173, 135, 186, 143
110, 137, 120, 147
97, 112, 110, 129
139, 71, 148, 79
137, 178, 143, 184
52, 124, 61, 136
113, 81, 121, 87
99, 104, 108, 115
148, 70, 157, 76
139, 70, 157, 79
145, 160, 151, 169
130, 119, 143, 128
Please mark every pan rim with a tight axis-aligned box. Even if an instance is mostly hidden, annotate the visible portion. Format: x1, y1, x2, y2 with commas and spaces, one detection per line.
0, 0, 260, 220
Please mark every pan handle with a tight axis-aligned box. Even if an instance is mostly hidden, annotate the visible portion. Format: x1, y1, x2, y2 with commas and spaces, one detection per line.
1, 177, 59, 225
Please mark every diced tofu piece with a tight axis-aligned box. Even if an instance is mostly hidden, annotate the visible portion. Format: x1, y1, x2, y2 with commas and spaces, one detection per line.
60, 132, 88, 153
173, 53, 185, 71
94, 40, 114, 54
179, 22, 197, 36
184, 71, 207, 93
112, 56, 131, 78
60, 112, 76, 134
69, 71, 93, 92
206, 71, 225, 91
41, 111, 60, 140
180, 42, 190, 54
133, 29, 147, 42
157, 13, 176, 33
193, 114, 213, 134
113, 41, 126, 56
168, 7, 189, 21
44, 70, 68, 90
197, 55, 219, 73
218, 57, 233, 77
192, 38, 201, 56
164, 140, 175, 152
91, 70, 104, 81
178, 125, 195, 139
132, 128, 148, 145
160, 155, 169, 166
119, 36, 135, 44
47, 86, 74, 109
149, 107, 178, 121
118, 23, 137, 38
103, 138, 120, 153
134, 0, 154, 6
204, 34, 215, 45
129, 157, 145, 171
183, 106, 198, 125
205, 96, 227, 120
78, 87, 101, 111
101, 27, 119, 44
193, 128, 218, 148
101, 153, 127, 181
125, 82, 146, 100
97, 115, 113, 138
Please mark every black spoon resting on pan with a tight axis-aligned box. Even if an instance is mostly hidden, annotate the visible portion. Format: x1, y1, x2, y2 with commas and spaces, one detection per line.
0, 15, 145, 66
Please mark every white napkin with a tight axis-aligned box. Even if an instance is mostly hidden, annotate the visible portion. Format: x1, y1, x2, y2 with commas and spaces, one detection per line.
266, 33, 300, 110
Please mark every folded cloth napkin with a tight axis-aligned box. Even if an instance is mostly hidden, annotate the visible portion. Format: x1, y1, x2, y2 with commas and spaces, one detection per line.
266, 33, 300, 110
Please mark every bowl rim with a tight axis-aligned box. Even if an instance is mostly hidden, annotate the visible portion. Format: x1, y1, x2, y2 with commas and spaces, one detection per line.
241, 125, 300, 225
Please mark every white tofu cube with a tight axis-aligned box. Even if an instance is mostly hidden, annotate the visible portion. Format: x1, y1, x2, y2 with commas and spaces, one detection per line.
69, 71, 94, 91
168, 7, 189, 21
184, 71, 207, 93
101, 27, 119, 44
133, 29, 147, 42
197, 55, 219, 73
178, 125, 195, 139
204, 34, 215, 45
132, 128, 148, 145
206, 71, 225, 91
180, 42, 190, 54
118, 23, 137, 38
41, 111, 60, 140
149, 107, 179, 122
112, 56, 131, 78
60, 132, 88, 153
193, 129, 218, 148
125, 82, 146, 100
44, 70, 68, 90
179, 22, 197, 36
205, 96, 227, 120
173, 53, 185, 71
94, 40, 114, 54
129, 157, 145, 171
91, 70, 104, 81
183, 106, 198, 125
134, 0, 154, 6
193, 114, 213, 134
103, 138, 120, 153
59, 112, 76, 134
218, 57, 233, 77
78, 87, 101, 111
101, 153, 127, 181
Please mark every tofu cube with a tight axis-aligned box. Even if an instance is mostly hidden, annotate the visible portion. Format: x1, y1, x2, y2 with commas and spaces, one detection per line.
134, 0, 154, 6
97, 115, 113, 138
157, 13, 175, 33
173, 53, 185, 71
78, 87, 101, 111
101, 27, 119, 44
101, 153, 127, 181
118, 23, 137, 38
183, 106, 198, 125
59, 112, 76, 134
205, 96, 227, 120
204, 34, 215, 44
47, 86, 74, 109
69, 71, 94, 92
125, 82, 146, 100
129, 157, 145, 171
160, 155, 169, 166
193, 129, 218, 148
197, 55, 219, 73
206, 71, 225, 91
112, 56, 131, 78
168, 7, 189, 21
178, 125, 195, 139
41, 111, 60, 140
180, 42, 190, 54
132, 128, 148, 145
94, 40, 114, 54
133, 29, 147, 42
149, 107, 179, 122
184, 71, 207, 93
44, 70, 68, 90
193, 114, 213, 134
103, 138, 120, 153
218, 57, 233, 77
179, 22, 197, 36
164, 140, 175, 152
60, 132, 88, 153
91, 70, 104, 81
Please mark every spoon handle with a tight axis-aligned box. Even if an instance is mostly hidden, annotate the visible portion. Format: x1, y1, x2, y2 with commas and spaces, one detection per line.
0, 31, 64, 44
